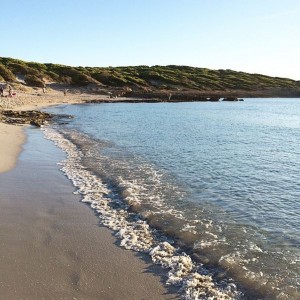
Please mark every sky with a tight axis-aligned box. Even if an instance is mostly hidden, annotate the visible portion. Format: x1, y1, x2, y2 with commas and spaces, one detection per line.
1, 0, 300, 80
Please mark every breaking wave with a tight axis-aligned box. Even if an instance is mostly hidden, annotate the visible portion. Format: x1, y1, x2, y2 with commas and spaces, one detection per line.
43, 125, 300, 299
43, 127, 241, 300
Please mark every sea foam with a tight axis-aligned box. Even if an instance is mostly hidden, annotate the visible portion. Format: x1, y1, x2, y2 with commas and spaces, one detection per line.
43, 127, 240, 300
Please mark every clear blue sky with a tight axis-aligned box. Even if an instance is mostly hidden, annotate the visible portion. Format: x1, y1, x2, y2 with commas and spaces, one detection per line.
1, 0, 300, 79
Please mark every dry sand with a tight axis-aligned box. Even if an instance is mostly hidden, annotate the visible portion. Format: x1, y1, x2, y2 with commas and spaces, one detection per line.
0, 85, 113, 174
0, 87, 179, 299
0, 124, 25, 173
1, 84, 128, 111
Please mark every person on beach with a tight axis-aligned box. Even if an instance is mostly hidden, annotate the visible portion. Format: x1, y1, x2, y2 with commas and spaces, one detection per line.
0, 87, 4, 97
64, 89, 67, 96
42, 85, 46, 93
8, 85, 13, 97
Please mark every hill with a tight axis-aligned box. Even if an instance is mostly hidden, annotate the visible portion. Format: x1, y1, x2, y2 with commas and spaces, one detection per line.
0, 57, 299, 99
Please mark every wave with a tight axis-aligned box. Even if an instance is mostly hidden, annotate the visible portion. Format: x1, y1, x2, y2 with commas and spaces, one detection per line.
43, 127, 241, 300
43, 126, 300, 299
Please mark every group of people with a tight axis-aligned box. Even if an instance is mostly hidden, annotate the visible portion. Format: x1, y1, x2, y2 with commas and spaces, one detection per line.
0, 84, 15, 97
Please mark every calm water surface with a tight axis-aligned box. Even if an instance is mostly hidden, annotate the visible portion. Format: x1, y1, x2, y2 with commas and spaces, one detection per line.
47, 99, 300, 299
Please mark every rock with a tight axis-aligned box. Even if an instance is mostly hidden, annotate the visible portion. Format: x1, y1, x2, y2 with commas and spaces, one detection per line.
208, 97, 220, 102
223, 97, 238, 101
30, 120, 43, 127
0, 110, 57, 127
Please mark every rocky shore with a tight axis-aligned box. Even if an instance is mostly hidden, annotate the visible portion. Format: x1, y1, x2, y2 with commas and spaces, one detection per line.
0, 110, 56, 127
0, 83, 247, 127
0, 109, 74, 127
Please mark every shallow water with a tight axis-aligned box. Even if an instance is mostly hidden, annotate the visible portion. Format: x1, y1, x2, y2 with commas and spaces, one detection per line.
46, 99, 300, 299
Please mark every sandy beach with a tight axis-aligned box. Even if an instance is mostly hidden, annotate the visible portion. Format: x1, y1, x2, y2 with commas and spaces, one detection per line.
0, 124, 25, 173
0, 88, 178, 299
0, 84, 116, 173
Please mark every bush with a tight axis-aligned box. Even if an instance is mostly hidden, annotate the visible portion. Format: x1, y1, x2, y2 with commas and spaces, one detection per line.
91, 71, 128, 86
27, 62, 47, 72
53, 66, 97, 85
25, 75, 45, 87
45, 71, 60, 82
59, 76, 72, 84
7, 63, 29, 74
0, 64, 16, 81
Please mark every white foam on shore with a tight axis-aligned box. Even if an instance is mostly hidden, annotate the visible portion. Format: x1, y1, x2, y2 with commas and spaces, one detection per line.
43, 127, 239, 300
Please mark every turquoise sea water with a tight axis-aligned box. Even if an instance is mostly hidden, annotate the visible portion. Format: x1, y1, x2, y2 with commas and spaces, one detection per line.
47, 99, 300, 299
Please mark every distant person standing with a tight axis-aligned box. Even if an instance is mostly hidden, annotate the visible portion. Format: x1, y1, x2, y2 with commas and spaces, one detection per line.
42, 85, 46, 93
8, 84, 13, 97
0, 86, 4, 97
64, 89, 67, 96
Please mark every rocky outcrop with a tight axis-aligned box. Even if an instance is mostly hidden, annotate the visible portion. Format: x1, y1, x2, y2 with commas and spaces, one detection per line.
0, 110, 72, 127
222, 97, 239, 101
208, 97, 220, 102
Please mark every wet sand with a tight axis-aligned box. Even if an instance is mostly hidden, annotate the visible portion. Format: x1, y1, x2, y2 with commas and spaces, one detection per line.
0, 128, 178, 299
0, 86, 135, 174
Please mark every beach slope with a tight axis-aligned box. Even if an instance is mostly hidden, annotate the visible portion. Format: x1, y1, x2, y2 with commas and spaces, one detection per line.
0, 124, 25, 173
0, 128, 178, 299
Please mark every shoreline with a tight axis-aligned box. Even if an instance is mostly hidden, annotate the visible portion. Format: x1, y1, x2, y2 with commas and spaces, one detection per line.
1, 85, 299, 174
1, 90, 299, 299
0, 128, 178, 299
0, 85, 238, 175
0, 87, 113, 174
0, 88, 181, 299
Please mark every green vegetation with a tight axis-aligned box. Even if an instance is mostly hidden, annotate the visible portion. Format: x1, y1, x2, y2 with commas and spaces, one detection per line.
0, 63, 16, 82
0, 57, 299, 93
24, 75, 45, 87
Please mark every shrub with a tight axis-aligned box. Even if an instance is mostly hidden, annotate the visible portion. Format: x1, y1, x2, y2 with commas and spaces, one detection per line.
45, 71, 60, 82
7, 63, 29, 74
123, 75, 147, 86
53, 66, 97, 85
25, 75, 45, 87
0, 64, 16, 81
91, 71, 128, 86
60, 76, 72, 84
27, 62, 47, 72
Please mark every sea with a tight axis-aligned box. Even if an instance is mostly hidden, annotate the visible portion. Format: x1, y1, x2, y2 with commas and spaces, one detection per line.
44, 98, 300, 300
